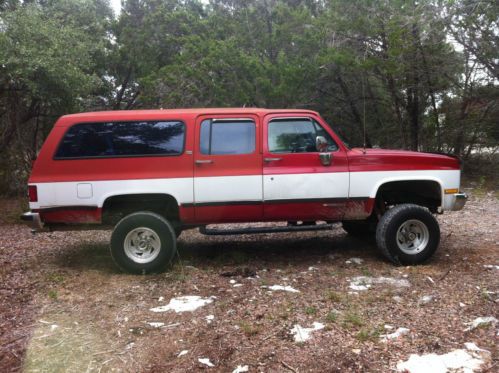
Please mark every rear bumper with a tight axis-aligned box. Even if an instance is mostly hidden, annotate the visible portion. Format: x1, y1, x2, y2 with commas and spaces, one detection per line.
451, 193, 468, 211
20, 212, 45, 231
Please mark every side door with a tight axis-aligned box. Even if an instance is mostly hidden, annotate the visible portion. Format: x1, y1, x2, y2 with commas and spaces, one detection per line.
263, 114, 349, 221
193, 115, 263, 223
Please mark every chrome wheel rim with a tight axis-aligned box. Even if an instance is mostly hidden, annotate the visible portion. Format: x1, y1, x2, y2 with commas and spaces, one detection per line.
124, 227, 161, 264
396, 219, 429, 255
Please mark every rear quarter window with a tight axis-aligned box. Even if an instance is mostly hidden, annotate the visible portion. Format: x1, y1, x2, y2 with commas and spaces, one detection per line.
54, 121, 185, 159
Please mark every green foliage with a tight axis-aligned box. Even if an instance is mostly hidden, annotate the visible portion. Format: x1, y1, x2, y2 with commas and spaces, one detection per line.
0, 0, 112, 193
305, 306, 317, 315
239, 320, 260, 336
326, 310, 338, 323
342, 310, 364, 329
0, 0, 497, 193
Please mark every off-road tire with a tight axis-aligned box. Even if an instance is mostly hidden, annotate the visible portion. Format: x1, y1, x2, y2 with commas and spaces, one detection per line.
376, 204, 440, 265
110, 211, 177, 274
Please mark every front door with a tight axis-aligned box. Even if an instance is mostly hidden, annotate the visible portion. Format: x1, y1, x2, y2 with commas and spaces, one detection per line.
262, 114, 349, 221
193, 114, 263, 223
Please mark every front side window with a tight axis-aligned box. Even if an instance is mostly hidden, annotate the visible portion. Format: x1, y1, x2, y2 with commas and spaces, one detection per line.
268, 118, 338, 153
55, 121, 185, 158
200, 119, 256, 155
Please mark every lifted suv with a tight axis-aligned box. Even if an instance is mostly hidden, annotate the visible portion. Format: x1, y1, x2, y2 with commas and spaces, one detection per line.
22, 108, 467, 273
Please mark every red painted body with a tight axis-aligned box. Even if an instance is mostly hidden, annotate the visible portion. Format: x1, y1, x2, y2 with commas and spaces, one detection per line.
347, 148, 460, 171
28, 108, 460, 227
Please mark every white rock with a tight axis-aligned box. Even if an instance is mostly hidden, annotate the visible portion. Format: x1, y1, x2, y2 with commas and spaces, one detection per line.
418, 295, 433, 305
232, 365, 249, 373
464, 316, 498, 331
380, 327, 410, 342
265, 285, 300, 293
483, 264, 499, 270
198, 358, 214, 367
50, 324, 58, 331
349, 276, 410, 291
308, 266, 318, 271
177, 350, 188, 357
464, 342, 489, 353
397, 351, 479, 373
233, 283, 243, 288
229, 279, 236, 284
346, 257, 363, 265
205, 315, 214, 323
349, 282, 370, 291
290, 322, 325, 342
146, 322, 164, 328
397, 343, 490, 373
150, 296, 215, 313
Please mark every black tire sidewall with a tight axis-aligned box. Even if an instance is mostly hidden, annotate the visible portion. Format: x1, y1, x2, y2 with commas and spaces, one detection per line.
110, 212, 176, 274
381, 205, 440, 265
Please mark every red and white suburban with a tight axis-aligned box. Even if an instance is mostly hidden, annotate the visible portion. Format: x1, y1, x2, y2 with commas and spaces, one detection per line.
22, 108, 467, 273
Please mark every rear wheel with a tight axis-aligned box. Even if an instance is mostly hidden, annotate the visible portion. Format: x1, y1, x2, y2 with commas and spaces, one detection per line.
376, 204, 440, 265
110, 211, 177, 274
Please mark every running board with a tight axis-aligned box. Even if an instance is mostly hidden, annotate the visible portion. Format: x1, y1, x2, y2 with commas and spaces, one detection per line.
199, 223, 334, 236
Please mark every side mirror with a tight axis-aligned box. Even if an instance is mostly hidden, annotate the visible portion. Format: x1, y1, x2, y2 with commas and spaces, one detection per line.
316, 136, 328, 152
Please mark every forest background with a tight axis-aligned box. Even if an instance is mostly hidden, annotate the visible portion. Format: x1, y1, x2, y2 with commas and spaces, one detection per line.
0, 0, 497, 193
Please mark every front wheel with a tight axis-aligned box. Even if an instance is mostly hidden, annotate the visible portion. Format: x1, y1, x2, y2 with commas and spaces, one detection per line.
110, 211, 177, 274
375, 204, 440, 265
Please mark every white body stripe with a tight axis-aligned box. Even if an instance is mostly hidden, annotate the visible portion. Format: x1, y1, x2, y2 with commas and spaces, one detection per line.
194, 175, 262, 203
263, 172, 349, 200
31, 178, 193, 210
29, 169, 461, 211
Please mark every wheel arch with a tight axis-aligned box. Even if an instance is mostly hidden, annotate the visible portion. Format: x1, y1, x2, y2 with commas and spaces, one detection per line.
372, 178, 443, 212
101, 193, 181, 226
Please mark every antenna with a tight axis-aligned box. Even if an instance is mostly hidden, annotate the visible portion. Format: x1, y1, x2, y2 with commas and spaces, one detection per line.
361, 44, 368, 154
362, 73, 366, 153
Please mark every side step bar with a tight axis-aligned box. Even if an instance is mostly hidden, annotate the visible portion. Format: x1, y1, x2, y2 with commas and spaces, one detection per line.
199, 223, 334, 236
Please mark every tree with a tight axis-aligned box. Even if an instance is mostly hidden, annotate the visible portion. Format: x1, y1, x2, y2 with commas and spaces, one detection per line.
0, 0, 112, 192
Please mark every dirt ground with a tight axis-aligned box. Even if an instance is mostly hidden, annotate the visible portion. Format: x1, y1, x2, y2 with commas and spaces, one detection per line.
0, 190, 497, 372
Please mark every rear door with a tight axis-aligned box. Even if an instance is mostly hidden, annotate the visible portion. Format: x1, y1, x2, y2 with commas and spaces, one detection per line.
262, 114, 349, 221
193, 114, 263, 223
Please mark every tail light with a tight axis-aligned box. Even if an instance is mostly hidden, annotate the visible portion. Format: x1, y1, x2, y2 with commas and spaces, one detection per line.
28, 185, 38, 202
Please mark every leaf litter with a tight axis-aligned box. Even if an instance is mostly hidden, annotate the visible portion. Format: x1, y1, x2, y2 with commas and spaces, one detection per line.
1, 193, 498, 372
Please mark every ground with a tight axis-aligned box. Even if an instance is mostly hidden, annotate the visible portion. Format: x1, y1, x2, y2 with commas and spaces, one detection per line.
0, 190, 497, 372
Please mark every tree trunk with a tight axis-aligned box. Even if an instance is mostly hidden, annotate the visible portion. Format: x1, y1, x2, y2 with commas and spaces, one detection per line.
335, 73, 372, 147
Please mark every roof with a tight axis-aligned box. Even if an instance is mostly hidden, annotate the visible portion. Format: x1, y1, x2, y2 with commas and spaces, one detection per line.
61, 108, 318, 120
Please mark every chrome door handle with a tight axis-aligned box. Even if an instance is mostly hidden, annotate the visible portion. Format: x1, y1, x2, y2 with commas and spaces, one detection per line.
264, 157, 282, 162
195, 159, 213, 164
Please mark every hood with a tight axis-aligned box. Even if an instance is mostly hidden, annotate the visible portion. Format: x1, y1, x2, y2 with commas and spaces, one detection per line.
348, 148, 461, 171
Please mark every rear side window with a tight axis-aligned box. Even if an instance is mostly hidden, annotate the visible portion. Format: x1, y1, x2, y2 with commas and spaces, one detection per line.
55, 121, 185, 159
268, 118, 338, 153
200, 119, 256, 155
